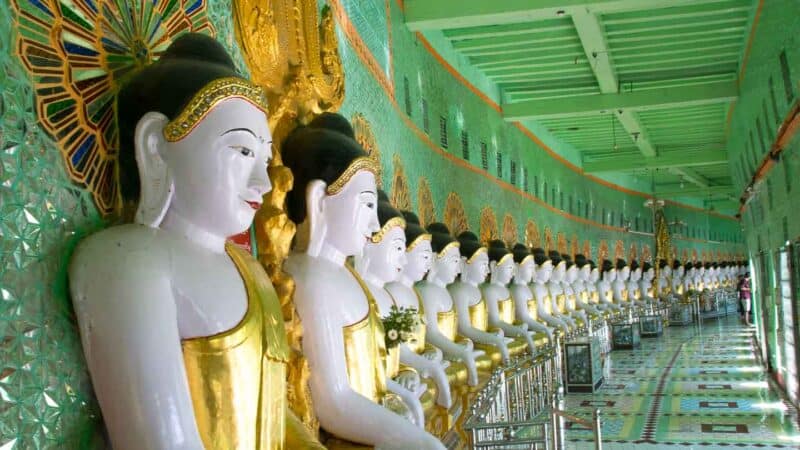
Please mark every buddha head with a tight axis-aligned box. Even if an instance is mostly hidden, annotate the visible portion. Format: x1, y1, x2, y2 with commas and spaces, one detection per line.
487, 240, 515, 285
426, 223, 461, 284
117, 33, 272, 240
457, 232, 489, 284
695, 262, 705, 277
659, 259, 672, 278
601, 259, 617, 283
642, 262, 655, 281
400, 211, 432, 283
512, 244, 535, 284
615, 259, 630, 282
283, 113, 380, 259
575, 254, 591, 282
355, 192, 407, 284
673, 259, 684, 278
629, 260, 641, 282
562, 254, 578, 284
533, 248, 553, 283
685, 262, 696, 279
548, 251, 566, 283
588, 259, 600, 284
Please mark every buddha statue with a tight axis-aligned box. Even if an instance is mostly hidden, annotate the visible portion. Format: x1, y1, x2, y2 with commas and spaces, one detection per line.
547, 251, 579, 331
572, 254, 603, 319
68, 34, 322, 449
561, 254, 588, 328
639, 262, 656, 303
354, 196, 437, 428
448, 232, 511, 366
696, 262, 706, 291
415, 223, 486, 387
531, 248, 569, 334
598, 260, 622, 312
627, 260, 647, 309
282, 113, 443, 448
586, 259, 609, 312
480, 240, 535, 353
656, 260, 672, 301
385, 211, 456, 410
671, 260, 685, 299
684, 262, 697, 293
509, 244, 555, 343
612, 259, 632, 312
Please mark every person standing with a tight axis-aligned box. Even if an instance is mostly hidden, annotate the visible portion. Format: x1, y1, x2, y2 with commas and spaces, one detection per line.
739, 273, 752, 326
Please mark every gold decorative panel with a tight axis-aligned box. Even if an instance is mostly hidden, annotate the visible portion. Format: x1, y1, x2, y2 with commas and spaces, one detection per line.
479, 207, 499, 245
642, 244, 652, 263
570, 234, 579, 259
557, 232, 567, 255
501, 214, 517, 248
525, 220, 541, 248
390, 155, 411, 210
692, 249, 699, 262
583, 240, 592, 259
614, 240, 624, 260
544, 227, 553, 253
352, 113, 381, 186
234, 0, 346, 434
629, 243, 638, 262
444, 192, 468, 236
417, 177, 436, 226
682, 249, 689, 262
598, 240, 609, 262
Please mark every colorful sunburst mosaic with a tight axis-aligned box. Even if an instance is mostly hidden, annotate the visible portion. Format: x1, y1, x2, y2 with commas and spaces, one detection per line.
12, 0, 215, 215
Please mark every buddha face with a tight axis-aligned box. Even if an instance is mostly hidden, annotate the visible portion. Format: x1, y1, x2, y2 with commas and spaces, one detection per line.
662, 266, 672, 277
462, 251, 490, 284
155, 98, 272, 237
403, 239, 433, 283
579, 264, 591, 281
619, 266, 630, 281
676, 266, 685, 278
320, 171, 380, 257
550, 261, 565, 283
631, 268, 642, 282
492, 258, 515, 285
603, 268, 617, 283
589, 268, 600, 283
515, 259, 535, 284
536, 261, 553, 283
645, 268, 655, 281
565, 265, 578, 283
360, 226, 407, 284
433, 246, 462, 284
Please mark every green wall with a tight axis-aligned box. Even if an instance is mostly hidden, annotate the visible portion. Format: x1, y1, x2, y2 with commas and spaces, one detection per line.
0, 0, 745, 447
726, 0, 800, 402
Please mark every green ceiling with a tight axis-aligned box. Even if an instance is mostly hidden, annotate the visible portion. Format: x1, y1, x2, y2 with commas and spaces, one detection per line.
405, 0, 758, 210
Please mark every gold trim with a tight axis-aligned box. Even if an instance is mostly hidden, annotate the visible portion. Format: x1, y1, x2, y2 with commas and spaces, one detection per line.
466, 246, 487, 264
496, 253, 514, 266
325, 156, 381, 195
406, 233, 432, 252
436, 241, 460, 259
518, 254, 533, 265
163, 77, 269, 142
370, 217, 406, 243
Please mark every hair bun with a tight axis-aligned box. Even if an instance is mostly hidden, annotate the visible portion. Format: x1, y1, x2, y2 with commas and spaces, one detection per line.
161, 33, 236, 69
308, 112, 356, 139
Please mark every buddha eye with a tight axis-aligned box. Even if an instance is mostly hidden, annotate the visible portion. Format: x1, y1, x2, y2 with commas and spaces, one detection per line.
231, 145, 255, 157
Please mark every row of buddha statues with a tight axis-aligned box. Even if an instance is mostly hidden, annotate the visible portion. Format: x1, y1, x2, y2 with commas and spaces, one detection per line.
65, 34, 745, 449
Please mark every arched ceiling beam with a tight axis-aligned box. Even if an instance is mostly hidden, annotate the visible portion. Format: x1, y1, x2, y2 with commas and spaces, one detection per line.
583, 149, 728, 172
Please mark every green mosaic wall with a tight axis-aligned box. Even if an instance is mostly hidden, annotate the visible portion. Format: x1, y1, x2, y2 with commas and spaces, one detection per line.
725, 0, 800, 402
0, 0, 744, 447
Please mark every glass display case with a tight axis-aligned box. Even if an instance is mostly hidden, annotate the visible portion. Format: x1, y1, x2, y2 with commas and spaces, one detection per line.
670, 302, 694, 325
564, 336, 604, 393
611, 321, 640, 349
639, 314, 663, 337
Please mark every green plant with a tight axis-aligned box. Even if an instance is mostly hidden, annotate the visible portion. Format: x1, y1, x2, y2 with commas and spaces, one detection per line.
383, 305, 419, 349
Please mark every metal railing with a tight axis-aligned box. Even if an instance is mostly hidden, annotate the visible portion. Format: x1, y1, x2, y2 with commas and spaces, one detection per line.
550, 394, 602, 450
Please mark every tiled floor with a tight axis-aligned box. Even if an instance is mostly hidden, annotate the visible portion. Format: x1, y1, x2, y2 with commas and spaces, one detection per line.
563, 316, 800, 449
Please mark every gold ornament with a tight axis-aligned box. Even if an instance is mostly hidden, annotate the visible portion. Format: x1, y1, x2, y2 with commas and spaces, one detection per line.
406, 234, 432, 252
436, 241, 461, 258
325, 157, 381, 195
525, 220, 541, 248
479, 207, 499, 245
390, 155, 411, 211
444, 192, 468, 236
544, 227, 553, 253
370, 217, 406, 244
501, 214, 518, 249
557, 232, 567, 255
352, 113, 382, 186
417, 178, 436, 227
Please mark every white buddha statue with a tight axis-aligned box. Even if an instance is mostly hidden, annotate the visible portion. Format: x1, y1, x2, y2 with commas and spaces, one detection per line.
480, 240, 535, 353
612, 259, 633, 313
68, 34, 322, 449
598, 260, 622, 313
448, 232, 511, 366
509, 244, 554, 343
282, 114, 443, 449
561, 254, 588, 329
697, 263, 707, 291
670, 260, 685, 300
416, 223, 487, 387
547, 251, 578, 331
627, 260, 647, 309
572, 254, 603, 319
684, 263, 698, 293
586, 259, 610, 312
639, 262, 656, 303
531, 248, 570, 334
385, 211, 455, 410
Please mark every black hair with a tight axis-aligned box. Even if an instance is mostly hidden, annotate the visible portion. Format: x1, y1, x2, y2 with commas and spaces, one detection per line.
642, 262, 652, 272
548, 250, 562, 266
401, 210, 427, 246
630, 259, 639, 271
615, 258, 627, 270
117, 33, 244, 207
562, 253, 574, 269
487, 239, 510, 263
532, 247, 548, 266
684, 261, 693, 271
658, 259, 668, 269
283, 113, 370, 223
457, 231, 484, 260
512, 243, 531, 263
574, 254, 588, 268
672, 259, 681, 270
427, 222, 457, 253
601, 259, 614, 273
376, 192, 403, 228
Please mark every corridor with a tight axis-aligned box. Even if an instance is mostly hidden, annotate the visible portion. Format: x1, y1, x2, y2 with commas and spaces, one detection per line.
565, 317, 800, 449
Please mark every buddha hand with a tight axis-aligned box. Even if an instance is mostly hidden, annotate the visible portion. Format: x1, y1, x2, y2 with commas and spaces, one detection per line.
395, 370, 421, 392
422, 346, 443, 364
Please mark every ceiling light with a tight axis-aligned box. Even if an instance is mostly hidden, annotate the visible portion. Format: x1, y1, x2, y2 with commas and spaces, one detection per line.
567, 127, 580, 131
556, 10, 566, 16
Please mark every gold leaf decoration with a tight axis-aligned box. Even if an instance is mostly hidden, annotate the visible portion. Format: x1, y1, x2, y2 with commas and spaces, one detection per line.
692, 249, 698, 262
599, 240, 609, 262
444, 192, 468, 236
417, 178, 436, 226
390, 155, 411, 210
570, 234, 579, 259
682, 248, 689, 262
629, 243, 638, 262
544, 227, 554, 253
614, 240, 625, 260
583, 240, 592, 259
557, 232, 567, 255
352, 113, 381, 186
479, 207, 499, 245
501, 214, 518, 248
525, 220, 541, 248
642, 244, 652, 263
234, 0, 346, 434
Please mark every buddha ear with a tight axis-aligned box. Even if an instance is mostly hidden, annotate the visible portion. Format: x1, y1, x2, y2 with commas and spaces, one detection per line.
305, 179, 328, 257
134, 112, 174, 227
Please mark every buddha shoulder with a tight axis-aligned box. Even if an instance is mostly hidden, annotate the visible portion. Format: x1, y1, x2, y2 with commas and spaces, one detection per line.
71, 224, 171, 277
